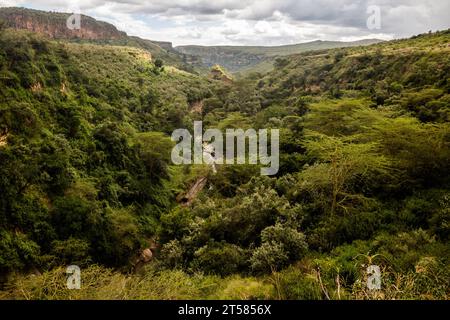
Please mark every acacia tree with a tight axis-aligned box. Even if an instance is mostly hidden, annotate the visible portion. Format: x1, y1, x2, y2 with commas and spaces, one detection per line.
299, 132, 391, 216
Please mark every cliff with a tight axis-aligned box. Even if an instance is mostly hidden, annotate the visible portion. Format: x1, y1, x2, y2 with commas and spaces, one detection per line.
0, 7, 192, 69
0, 7, 126, 40
176, 39, 383, 73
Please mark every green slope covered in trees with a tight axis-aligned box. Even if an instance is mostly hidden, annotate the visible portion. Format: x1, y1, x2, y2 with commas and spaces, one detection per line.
0, 23, 449, 299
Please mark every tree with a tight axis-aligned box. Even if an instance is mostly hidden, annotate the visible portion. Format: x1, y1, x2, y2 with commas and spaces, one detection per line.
300, 132, 391, 215
191, 242, 249, 276
134, 132, 173, 180
0, 20, 6, 32
154, 58, 164, 69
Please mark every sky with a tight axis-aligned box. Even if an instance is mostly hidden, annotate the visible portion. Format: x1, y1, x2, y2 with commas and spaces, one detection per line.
1, 0, 449, 46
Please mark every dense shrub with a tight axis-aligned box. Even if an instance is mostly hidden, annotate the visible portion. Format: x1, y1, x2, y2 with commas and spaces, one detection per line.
191, 242, 249, 276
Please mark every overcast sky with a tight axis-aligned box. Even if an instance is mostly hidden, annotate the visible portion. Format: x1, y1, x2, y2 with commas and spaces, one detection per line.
1, 0, 449, 46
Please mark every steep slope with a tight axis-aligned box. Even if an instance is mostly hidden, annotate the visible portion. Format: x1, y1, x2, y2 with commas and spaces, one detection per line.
258, 29, 450, 122
0, 27, 215, 274
176, 39, 383, 73
0, 7, 190, 70
0, 7, 126, 40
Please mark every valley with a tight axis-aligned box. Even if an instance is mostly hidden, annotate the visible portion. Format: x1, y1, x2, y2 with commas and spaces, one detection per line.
0, 7, 449, 300
176, 39, 383, 74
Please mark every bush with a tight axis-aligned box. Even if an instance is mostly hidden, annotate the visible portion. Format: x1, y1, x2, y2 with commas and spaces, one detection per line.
0, 231, 40, 273
154, 59, 164, 69
159, 239, 184, 268
50, 238, 91, 266
250, 242, 289, 273
261, 224, 308, 261
192, 242, 249, 276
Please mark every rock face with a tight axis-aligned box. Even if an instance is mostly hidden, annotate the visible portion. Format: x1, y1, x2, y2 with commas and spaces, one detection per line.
132, 240, 160, 272
151, 40, 175, 52
209, 65, 233, 84
176, 45, 264, 73
140, 249, 153, 263
176, 39, 384, 73
0, 7, 126, 40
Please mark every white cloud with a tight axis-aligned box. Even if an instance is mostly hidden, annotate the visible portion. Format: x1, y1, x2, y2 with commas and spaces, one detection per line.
2, 0, 449, 45
0, 0, 26, 7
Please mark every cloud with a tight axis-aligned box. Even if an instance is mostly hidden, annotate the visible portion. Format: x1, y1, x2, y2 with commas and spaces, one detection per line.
3, 0, 449, 45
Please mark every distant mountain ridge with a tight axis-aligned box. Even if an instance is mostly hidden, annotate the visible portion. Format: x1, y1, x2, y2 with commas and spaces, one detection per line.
176, 39, 383, 73
0, 7, 383, 75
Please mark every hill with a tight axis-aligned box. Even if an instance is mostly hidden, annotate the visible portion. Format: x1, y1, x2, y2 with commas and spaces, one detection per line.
0, 7, 192, 71
0, 12, 448, 300
0, 26, 217, 277
0, 6, 126, 40
176, 39, 383, 74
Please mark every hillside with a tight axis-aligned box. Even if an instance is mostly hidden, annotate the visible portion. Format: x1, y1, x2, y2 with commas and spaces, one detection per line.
0, 9, 449, 301
176, 39, 382, 73
0, 26, 216, 276
0, 7, 191, 71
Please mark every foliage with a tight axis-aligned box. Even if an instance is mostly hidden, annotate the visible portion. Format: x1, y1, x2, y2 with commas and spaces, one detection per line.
0, 27, 449, 300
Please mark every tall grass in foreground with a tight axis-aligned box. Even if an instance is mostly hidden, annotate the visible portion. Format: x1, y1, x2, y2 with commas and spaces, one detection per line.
1, 262, 447, 300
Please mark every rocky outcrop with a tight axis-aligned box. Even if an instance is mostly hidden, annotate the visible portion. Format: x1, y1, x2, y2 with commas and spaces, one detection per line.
152, 40, 175, 52
210, 65, 233, 84
176, 45, 264, 73
0, 7, 126, 40
132, 239, 159, 272
176, 39, 383, 73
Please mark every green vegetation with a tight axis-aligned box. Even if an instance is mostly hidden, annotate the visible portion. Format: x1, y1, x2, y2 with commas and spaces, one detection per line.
0, 27, 212, 275
0, 18, 449, 300
0, 7, 192, 72
176, 39, 382, 74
